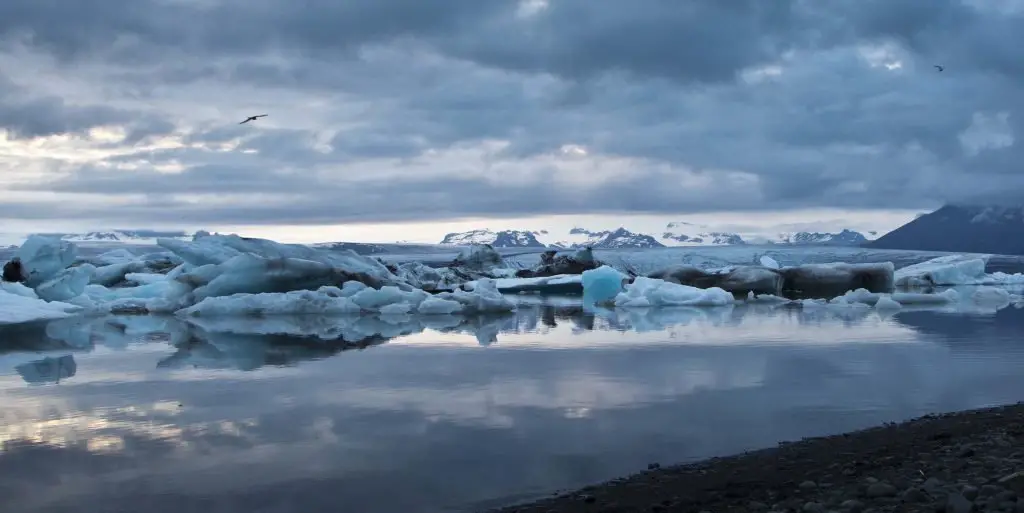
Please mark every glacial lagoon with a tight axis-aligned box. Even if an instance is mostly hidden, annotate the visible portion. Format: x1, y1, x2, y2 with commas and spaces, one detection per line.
3, 295, 1024, 513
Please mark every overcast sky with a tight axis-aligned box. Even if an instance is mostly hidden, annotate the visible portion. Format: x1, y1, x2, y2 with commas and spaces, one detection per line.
1, 0, 1021, 243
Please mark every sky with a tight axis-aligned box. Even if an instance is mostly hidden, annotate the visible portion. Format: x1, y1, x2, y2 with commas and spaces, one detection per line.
1, 0, 1022, 244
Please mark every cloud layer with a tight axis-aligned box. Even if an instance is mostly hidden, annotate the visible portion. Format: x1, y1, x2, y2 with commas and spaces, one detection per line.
1, 0, 1022, 228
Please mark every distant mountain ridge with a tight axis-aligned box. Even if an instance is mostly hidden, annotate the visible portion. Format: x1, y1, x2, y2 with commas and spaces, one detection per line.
438, 224, 874, 249
869, 205, 1024, 256
31, 230, 195, 244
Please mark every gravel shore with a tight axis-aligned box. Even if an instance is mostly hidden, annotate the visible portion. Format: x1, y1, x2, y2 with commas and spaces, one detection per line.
486, 403, 1024, 513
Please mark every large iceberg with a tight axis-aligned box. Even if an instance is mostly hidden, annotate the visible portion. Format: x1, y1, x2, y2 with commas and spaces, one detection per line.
613, 276, 735, 308
16, 235, 77, 287
0, 233, 518, 324
645, 262, 892, 298
895, 255, 1024, 288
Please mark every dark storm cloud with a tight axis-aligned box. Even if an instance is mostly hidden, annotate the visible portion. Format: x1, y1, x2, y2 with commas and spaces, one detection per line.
0, 74, 169, 140
1, 0, 1023, 226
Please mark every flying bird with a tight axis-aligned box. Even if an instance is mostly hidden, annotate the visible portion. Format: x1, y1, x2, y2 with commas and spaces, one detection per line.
239, 114, 268, 124
934, 65, 944, 72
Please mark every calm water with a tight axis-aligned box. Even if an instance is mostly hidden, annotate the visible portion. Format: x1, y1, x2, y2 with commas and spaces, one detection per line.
3, 297, 1024, 513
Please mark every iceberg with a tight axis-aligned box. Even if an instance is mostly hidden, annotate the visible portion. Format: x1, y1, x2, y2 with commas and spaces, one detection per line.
972, 286, 1012, 308
779, 262, 895, 298
581, 265, 628, 303
614, 276, 735, 308
35, 264, 94, 302
516, 247, 603, 278
759, 255, 781, 270
0, 231, 524, 324
895, 255, 1024, 287
16, 235, 77, 287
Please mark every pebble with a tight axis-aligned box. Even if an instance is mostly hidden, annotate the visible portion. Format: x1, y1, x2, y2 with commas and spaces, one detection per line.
865, 482, 897, 498
982, 484, 1004, 497
803, 502, 824, 513
839, 499, 864, 512
963, 485, 980, 501
801, 481, 819, 491
946, 492, 974, 513
903, 487, 930, 503
1000, 472, 1024, 494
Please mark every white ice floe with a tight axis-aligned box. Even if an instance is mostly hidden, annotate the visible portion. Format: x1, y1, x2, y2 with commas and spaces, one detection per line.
0, 290, 82, 325
614, 276, 735, 308
895, 255, 1024, 287
463, 274, 583, 294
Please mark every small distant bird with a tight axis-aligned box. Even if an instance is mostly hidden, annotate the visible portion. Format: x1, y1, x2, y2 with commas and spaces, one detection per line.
934, 65, 944, 72
239, 114, 268, 124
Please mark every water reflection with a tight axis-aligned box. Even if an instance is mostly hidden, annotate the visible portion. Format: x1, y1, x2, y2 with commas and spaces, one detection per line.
2, 297, 1024, 513
15, 355, 77, 385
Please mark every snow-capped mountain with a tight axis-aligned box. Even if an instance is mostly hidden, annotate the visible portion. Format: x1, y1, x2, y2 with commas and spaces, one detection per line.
660, 222, 868, 247
440, 224, 872, 249
551, 227, 665, 249
775, 229, 868, 245
870, 204, 1024, 255
662, 222, 745, 246
439, 229, 548, 248
30, 230, 195, 245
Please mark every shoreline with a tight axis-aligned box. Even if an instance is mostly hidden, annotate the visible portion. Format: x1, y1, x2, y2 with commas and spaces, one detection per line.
484, 403, 1024, 513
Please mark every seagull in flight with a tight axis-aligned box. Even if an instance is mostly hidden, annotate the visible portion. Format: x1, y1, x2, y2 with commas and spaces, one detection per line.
934, 65, 944, 72
239, 114, 268, 124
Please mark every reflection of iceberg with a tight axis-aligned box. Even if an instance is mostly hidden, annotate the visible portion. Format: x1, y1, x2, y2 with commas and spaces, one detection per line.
0, 321, 95, 355
165, 313, 525, 371
157, 329, 395, 372
15, 354, 76, 385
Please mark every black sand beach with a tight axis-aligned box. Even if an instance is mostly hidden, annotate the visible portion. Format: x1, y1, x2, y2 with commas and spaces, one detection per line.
487, 403, 1024, 513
